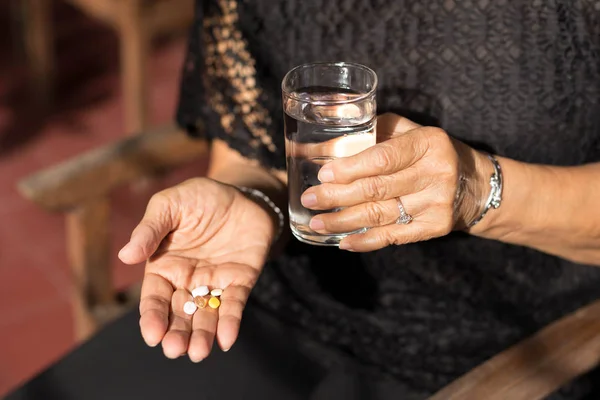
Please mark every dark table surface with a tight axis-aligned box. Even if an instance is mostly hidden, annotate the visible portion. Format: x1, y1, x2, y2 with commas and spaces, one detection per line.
5, 304, 423, 400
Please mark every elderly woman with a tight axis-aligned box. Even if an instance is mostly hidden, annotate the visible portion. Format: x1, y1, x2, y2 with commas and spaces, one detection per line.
118, 0, 600, 398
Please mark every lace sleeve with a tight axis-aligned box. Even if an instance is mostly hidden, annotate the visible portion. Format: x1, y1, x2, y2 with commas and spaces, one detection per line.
176, 0, 286, 170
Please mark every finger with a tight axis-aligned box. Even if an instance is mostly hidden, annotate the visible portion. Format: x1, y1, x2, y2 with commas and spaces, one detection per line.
186, 264, 255, 358
340, 223, 430, 252
139, 272, 174, 347
161, 289, 193, 359
301, 166, 426, 210
188, 297, 219, 362
119, 193, 176, 264
317, 130, 426, 184
310, 194, 426, 234
339, 207, 453, 252
216, 284, 251, 352
185, 264, 217, 363
376, 113, 421, 142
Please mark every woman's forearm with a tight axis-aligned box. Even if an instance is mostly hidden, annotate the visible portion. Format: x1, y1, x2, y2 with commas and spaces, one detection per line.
207, 139, 287, 202
470, 154, 600, 266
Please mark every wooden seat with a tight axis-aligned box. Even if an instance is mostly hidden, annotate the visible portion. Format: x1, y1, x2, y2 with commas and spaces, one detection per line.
430, 299, 600, 399
17, 0, 194, 134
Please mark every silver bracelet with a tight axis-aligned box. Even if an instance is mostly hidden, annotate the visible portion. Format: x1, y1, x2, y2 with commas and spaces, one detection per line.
467, 154, 503, 228
236, 186, 285, 243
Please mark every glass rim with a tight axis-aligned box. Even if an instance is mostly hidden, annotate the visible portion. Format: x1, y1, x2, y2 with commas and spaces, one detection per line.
281, 61, 378, 105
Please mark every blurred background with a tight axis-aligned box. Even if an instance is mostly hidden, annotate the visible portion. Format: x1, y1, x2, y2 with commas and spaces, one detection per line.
0, 0, 206, 395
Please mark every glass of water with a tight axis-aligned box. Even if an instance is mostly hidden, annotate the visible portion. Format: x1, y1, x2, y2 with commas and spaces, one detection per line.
282, 62, 378, 246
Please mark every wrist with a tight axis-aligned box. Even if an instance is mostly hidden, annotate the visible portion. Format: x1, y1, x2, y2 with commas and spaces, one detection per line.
466, 153, 503, 228
467, 156, 545, 240
453, 142, 495, 230
236, 186, 286, 245
209, 160, 289, 246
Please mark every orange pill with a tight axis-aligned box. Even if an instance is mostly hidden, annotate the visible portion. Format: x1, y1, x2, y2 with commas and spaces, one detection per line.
208, 296, 221, 309
194, 296, 207, 308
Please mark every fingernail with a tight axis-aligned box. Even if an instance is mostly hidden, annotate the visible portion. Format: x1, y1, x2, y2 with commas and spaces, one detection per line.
301, 193, 318, 208
318, 166, 335, 183
339, 242, 354, 251
310, 218, 325, 231
222, 347, 231, 352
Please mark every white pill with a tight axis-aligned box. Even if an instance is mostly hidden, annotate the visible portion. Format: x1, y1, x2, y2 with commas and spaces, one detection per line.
191, 285, 209, 297
183, 301, 197, 315
210, 288, 223, 297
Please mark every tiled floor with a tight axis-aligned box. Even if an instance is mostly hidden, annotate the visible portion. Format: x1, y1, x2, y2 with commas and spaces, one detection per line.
0, 3, 205, 395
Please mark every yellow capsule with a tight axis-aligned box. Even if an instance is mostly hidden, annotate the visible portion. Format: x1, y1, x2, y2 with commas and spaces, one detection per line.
208, 296, 221, 309
194, 296, 207, 308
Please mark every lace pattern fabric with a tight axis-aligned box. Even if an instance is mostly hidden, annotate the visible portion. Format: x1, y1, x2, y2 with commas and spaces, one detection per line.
177, 0, 600, 397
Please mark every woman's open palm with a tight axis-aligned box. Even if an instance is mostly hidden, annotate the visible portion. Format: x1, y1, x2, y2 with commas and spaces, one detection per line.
118, 178, 275, 362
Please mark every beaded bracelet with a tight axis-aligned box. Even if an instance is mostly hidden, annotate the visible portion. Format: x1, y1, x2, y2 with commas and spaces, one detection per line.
236, 186, 285, 244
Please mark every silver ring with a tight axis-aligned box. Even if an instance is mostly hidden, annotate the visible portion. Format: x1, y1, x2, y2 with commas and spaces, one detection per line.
396, 197, 413, 225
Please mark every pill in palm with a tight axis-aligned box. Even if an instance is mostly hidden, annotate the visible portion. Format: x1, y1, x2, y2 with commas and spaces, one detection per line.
208, 297, 221, 309
183, 301, 198, 315
210, 288, 223, 297
194, 296, 207, 308
192, 286, 209, 297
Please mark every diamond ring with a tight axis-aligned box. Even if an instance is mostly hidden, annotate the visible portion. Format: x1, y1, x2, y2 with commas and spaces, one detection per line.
396, 197, 413, 225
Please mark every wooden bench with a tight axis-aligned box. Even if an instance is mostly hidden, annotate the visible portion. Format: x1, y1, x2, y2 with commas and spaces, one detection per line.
430, 299, 600, 399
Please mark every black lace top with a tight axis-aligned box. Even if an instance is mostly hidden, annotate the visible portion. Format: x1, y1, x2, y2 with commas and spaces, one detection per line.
177, 0, 600, 397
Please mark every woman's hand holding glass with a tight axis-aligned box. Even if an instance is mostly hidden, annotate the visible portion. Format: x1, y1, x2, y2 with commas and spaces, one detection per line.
301, 113, 488, 252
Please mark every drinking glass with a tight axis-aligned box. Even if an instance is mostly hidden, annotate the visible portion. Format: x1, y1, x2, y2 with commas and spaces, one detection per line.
282, 62, 378, 246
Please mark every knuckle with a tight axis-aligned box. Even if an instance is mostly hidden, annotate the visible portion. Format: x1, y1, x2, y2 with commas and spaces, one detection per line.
365, 202, 388, 226
144, 201, 171, 229
319, 214, 341, 232
241, 269, 260, 287
426, 156, 458, 185
314, 186, 334, 207
439, 160, 459, 181
378, 229, 399, 247
222, 296, 246, 314
407, 165, 428, 188
435, 212, 454, 236
371, 145, 395, 170
426, 127, 448, 143
433, 190, 456, 210
362, 176, 388, 201
149, 191, 173, 215
149, 191, 169, 206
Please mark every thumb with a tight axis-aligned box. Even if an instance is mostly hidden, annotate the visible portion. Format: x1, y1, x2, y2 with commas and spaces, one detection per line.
119, 194, 175, 264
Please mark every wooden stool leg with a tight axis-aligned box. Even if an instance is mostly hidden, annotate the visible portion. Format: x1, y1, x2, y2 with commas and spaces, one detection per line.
21, 0, 55, 105
118, 0, 149, 135
66, 197, 114, 341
